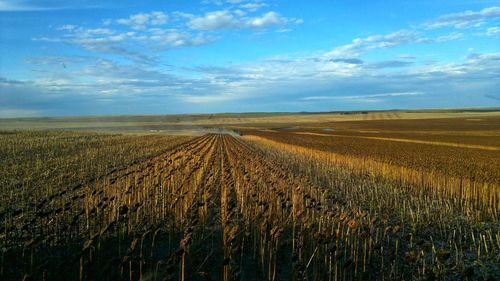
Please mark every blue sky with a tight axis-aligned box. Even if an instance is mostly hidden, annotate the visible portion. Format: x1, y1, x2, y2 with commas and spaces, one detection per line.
0, 0, 499, 117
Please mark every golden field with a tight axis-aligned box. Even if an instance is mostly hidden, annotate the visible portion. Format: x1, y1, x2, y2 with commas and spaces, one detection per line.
0, 109, 499, 280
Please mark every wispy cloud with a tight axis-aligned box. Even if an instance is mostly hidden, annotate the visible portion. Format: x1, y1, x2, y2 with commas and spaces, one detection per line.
301, 92, 424, 101
32, 7, 297, 63
4, 49, 499, 114
0, 0, 60, 11
0, 0, 109, 11
486, 26, 500, 36
323, 30, 429, 58
240, 2, 267, 12
322, 26, 469, 60
435, 32, 464, 42
423, 6, 500, 29
34, 23, 213, 64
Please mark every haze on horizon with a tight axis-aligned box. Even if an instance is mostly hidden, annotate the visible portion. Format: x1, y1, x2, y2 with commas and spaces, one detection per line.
0, 0, 499, 118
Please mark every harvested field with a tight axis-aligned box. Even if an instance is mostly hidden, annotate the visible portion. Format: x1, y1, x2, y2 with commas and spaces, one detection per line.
0, 131, 191, 212
1, 131, 499, 280
242, 129, 500, 185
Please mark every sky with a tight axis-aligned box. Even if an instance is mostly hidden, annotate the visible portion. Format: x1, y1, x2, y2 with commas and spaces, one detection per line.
0, 0, 499, 117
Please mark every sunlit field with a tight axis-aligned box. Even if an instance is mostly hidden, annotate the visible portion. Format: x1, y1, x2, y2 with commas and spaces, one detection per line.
1, 111, 499, 280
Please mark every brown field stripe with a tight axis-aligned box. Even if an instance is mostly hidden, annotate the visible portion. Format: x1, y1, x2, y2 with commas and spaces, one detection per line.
293, 132, 500, 151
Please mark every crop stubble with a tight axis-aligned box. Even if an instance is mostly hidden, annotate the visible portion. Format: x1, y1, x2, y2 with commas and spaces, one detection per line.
1, 133, 499, 280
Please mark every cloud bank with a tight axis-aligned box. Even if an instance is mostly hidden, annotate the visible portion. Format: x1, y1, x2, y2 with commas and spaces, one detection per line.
1, 3, 499, 116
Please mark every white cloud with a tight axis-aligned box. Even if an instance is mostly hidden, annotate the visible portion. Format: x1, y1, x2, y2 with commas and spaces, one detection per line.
187, 10, 239, 30
148, 28, 215, 47
4, 49, 500, 114
466, 52, 500, 64
324, 30, 427, 58
246, 12, 287, 28
240, 2, 267, 12
322, 28, 466, 60
180, 92, 239, 103
30, 5, 300, 64
187, 10, 292, 30
57, 24, 76, 31
424, 6, 500, 29
186, 48, 500, 106
486, 26, 500, 36
116, 11, 169, 30
436, 32, 464, 42
35, 21, 213, 63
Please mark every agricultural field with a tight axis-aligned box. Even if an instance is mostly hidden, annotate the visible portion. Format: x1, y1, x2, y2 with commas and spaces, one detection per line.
1, 110, 499, 281
240, 116, 500, 185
